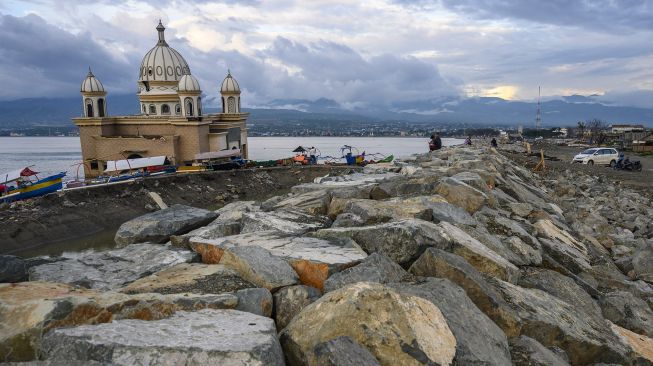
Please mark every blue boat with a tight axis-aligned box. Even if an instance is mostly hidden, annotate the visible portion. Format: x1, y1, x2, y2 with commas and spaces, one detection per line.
1, 167, 66, 203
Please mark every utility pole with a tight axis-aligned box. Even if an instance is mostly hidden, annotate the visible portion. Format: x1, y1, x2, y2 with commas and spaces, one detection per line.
535, 86, 542, 130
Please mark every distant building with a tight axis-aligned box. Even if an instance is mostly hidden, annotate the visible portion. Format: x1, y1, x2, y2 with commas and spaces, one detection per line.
610, 124, 645, 133
553, 127, 568, 138
72, 21, 249, 177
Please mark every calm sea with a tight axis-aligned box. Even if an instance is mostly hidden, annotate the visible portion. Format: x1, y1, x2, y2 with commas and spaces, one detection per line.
0, 136, 462, 179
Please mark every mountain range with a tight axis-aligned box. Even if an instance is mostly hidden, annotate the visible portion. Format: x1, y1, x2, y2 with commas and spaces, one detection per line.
0, 94, 651, 129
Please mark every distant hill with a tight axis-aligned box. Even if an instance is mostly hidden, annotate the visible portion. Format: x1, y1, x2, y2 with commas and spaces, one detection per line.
1, 94, 651, 129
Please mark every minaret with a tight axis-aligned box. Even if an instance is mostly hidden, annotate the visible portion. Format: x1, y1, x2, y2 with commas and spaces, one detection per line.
80, 67, 107, 118
177, 67, 202, 117
220, 70, 241, 114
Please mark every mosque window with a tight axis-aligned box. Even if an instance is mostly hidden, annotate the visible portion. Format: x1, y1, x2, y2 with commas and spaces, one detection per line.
197, 97, 202, 116
90, 160, 99, 170
98, 99, 105, 117
149, 104, 157, 114
161, 104, 170, 115
185, 97, 194, 116
175, 104, 181, 115
142, 105, 146, 113
148, 67, 153, 76
228, 97, 236, 113
85, 98, 94, 117
222, 98, 225, 113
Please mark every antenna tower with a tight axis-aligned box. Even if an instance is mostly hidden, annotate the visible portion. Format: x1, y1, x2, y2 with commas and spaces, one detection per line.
535, 86, 542, 130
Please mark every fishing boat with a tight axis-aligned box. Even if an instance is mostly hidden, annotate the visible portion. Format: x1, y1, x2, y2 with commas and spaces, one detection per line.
99, 156, 176, 183
1, 167, 66, 202
194, 148, 246, 171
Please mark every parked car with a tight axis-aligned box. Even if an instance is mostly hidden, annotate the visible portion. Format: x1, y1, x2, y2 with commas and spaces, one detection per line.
572, 148, 619, 166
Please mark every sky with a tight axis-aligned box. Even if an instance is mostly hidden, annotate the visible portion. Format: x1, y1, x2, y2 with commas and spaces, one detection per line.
1, 0, 652, 110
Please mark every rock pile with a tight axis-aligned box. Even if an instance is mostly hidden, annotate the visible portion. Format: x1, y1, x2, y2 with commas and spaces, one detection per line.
2, 144, 653, 365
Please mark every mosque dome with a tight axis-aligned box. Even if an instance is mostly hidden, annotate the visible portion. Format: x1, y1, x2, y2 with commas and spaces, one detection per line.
138, 21, 190, 83
178, 72, 201, 92
220, 71, 241, 93
80, 68, 105, 93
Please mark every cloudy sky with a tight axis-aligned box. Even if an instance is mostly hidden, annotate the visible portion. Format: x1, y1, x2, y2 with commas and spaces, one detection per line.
1, 0, 652, 110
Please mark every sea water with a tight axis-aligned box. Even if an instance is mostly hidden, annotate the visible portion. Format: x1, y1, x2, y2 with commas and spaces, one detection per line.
0, 136, 462, 179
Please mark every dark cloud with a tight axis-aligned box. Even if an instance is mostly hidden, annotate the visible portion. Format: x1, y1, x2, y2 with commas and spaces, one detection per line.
0, 13, 134, 99
407, 0, 653, 32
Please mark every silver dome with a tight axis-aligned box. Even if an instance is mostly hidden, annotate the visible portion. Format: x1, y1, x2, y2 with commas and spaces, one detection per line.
81, 68, 105, 93
138, 21, 190, 83
220, 71, 240, 93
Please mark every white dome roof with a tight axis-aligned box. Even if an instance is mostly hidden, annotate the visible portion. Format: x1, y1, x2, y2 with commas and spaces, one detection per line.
81, 68, 105, 93
178, 72, 201, 92
220, 71, 240, 93
139, 21, 190, 82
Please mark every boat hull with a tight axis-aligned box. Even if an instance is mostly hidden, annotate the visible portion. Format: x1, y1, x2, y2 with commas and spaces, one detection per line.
1, 173, 66, 203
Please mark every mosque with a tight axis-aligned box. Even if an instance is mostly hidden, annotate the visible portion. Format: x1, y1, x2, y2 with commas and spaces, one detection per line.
73, 21, 248, 177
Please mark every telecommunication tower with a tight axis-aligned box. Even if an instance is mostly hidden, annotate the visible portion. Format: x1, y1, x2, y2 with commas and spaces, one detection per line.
535, 86, 542, 130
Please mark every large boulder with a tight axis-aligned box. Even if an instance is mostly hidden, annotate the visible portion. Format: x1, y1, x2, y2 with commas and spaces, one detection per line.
41, 309, 285, 365
323, 253, 410, 292
409, 248, 586, 349
273, 285, 321, 330
389, 278, 512, 365
509, 336, 570, 366
240, 208, 331, 235
0, 255, 28, 283
0, 282, 239, 362
610, 323, 653, 364
518, 267, 602, 316
435, 177, 488, 213
262, 189, 332, 215
170, 201, 259, 248
119, 263, 255, 295
114, 204, 218, 245
190, 231, 367, 290
490, 279, 631, 365
219, 246, 299, 292
438, 221, 520, 282
280, 282, 456, 366
632, 243, 653, 283
313, 219, 449, 267
233, 287, 274, 317
599, 291, 653, 337
341, 197, 434, 224
29, 244, 196, 291
313, 336, 380, 366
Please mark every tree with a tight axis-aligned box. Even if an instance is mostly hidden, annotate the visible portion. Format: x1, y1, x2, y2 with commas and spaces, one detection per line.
577, 121, 586, 140
586, 118, 607, 144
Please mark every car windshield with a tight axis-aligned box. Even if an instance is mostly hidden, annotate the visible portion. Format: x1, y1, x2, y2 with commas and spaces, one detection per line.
580, 149, 598, 155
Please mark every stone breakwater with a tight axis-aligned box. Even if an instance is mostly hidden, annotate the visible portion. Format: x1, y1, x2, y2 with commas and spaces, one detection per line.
1, 145, 653, 365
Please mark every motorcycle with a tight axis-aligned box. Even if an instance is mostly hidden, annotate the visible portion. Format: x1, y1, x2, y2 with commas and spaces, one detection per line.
614, 155, 642, 171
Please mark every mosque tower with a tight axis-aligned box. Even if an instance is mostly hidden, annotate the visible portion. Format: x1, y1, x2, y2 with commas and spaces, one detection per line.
220, 71, 241, 114
80, 68, 107, 118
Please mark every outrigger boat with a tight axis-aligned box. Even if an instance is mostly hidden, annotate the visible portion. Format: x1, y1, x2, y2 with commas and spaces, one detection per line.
249, 145, 394, 167
1, 166, 66, 202
95, 156, 176, 184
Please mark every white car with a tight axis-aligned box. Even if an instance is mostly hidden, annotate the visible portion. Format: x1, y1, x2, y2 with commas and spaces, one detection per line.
572, 148, 619, 166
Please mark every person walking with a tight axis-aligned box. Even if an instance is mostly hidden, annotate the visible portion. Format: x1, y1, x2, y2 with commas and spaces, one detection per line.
490, 137, 498, 148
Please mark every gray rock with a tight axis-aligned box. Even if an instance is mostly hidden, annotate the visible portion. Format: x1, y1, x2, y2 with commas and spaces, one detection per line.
220, 246, 299, 292
435, 177, 488, 213
518, 267, 602, 316
235, 287, 273, 317
428, 201, 477, 226
29, 244, 196, 291
539, 237, 591, 274
262, 189, 331, 215
632, 243, 653, 284
314, 219, 449, 267
313, 336, 380, 366
41, 309, 285, 365
389, 278, 512, 366
509, 202, 534, 218
241, 208, 331, 235
509, 336, 570, 366
408, 248, 516, 333
599, 291, 653, 337
0, 255, 27, 283
273, 285, 321, 330
491, 279, 631, 365
324, 253, 410, 292
332, 213, 365, 228
114, 204, 218, 246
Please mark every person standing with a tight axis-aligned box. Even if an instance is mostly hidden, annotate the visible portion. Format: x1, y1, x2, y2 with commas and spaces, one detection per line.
491, 137, 498, 148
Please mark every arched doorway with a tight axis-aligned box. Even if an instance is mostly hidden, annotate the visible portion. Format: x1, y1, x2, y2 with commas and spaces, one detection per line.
185, 97, 194, 116
98, 98, 105, 117
85, 98, 94, 117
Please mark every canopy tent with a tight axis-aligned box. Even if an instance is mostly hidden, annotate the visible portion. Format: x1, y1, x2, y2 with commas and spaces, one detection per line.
292, 146, 307, 153
194, 149, 241, 161
1, 166, 38, 184
104, 156, 167, 173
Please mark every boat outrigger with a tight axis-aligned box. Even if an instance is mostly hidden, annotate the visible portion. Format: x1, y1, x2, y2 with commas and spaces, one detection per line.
1, 167, 66, 203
